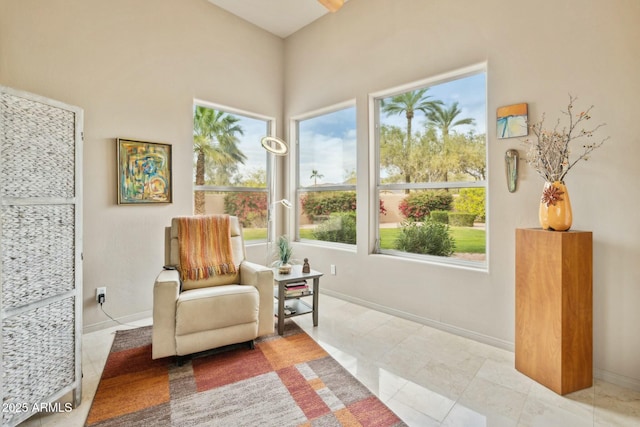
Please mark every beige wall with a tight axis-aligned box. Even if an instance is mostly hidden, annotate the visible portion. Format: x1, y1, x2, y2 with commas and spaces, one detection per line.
0, 0, 284, 329
2, 0, 640, 390
283, 0, 640, 389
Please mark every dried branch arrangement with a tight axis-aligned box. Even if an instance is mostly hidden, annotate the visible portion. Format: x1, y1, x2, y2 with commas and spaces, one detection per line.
523, 95, 609, 182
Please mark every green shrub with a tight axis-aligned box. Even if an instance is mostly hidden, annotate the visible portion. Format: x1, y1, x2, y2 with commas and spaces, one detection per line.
301, 192, 355, 221
394, 219, 455, 256
301, 192, 385, 221
448, 212, 476, 227
454, 188, 485, 222
398, 191, 454, 221
312, 212, 356, 244
224, 192, 267, 227
430, 210, 449, 224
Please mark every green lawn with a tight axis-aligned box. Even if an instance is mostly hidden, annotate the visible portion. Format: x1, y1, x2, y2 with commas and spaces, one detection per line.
243, 228, 267, 241
380, 226, 485, 253
244, 228, 313, 241
246, 225, 485, 254
299, 229, 314, 240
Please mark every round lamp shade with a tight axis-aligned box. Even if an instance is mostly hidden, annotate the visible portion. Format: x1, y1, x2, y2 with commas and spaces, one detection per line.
261, 136, 288, 156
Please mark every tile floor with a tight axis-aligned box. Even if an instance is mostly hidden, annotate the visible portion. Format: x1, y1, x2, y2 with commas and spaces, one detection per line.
20, 294, 640, 426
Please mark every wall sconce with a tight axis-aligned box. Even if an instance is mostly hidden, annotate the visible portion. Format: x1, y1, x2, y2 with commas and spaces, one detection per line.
505, 149, 519, 193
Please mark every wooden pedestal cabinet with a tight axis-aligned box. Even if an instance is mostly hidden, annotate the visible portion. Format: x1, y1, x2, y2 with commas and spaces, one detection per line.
515, 228, 592, 395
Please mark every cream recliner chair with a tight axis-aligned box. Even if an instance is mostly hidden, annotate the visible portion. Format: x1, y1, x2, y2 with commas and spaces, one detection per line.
152, 215, 274, 360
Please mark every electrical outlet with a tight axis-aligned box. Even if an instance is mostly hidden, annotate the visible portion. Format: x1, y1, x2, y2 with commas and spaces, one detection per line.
96, 287, 106, 303
330, 264, 336, 275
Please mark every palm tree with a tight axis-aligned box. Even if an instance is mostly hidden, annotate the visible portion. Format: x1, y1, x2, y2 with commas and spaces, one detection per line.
426, 101, 475, 138
381, 88, 442, 190
193, 106, 246, 214
310, 169, 324, 186
426, 102, 476, 183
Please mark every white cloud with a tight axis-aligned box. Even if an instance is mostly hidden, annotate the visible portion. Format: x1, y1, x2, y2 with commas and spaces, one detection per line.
298, 107, 357, 186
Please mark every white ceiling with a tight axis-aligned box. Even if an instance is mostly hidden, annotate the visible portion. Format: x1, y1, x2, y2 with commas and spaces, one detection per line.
207, 0, 344, 38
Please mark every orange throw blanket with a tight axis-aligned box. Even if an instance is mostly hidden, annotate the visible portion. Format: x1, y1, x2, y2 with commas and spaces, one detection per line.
177, 215, 237, 282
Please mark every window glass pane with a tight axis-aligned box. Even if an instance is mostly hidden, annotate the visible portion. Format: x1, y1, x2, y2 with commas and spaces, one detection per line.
379, 73, 486, 185
193, 104, 269, 243
299, 191, 357, 244
193, 106, 268, 188
378, 188, 486, 261
299, 107, 357, 187
195, 190, 267, 242
297, 105, 357, 245
377, 71, 487, 263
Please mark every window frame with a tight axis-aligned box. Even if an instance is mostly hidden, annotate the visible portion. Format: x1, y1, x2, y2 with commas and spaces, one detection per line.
291, 100, 358, 247
192, 99, 277, 245
369, 63, 488, 269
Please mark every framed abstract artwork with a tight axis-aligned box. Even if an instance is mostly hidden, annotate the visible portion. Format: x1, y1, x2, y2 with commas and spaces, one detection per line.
497, 103, 528, 139
117, 138, 172, 204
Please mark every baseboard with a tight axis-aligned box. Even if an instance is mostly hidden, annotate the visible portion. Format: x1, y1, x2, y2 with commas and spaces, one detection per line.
83, 309, 152, 334
83, 293, 640, 393
322, 290, 640, 392
321, 289, 514, 351
594, 368, 640, 392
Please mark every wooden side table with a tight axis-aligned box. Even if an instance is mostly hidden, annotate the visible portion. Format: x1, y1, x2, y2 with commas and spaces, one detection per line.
273, 265, 323, 335
515, 228, 593, 395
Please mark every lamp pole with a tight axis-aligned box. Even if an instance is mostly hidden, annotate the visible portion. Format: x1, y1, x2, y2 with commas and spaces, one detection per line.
261, 136, 289, 266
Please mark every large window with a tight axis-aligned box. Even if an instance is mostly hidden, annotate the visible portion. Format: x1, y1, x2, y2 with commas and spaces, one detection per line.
374, 66, 487, 265
193, 101, 272, 243
296, 104, 357, 245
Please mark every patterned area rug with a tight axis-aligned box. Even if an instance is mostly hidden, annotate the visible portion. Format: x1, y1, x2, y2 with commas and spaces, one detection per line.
85, 322, 406, 426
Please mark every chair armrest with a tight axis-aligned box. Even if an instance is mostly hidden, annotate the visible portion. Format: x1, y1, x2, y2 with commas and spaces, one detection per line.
152, 269, 180, 359
240, 261, 274, 336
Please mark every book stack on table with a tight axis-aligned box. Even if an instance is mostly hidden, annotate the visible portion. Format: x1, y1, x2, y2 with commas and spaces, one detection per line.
284, 280, 310, 297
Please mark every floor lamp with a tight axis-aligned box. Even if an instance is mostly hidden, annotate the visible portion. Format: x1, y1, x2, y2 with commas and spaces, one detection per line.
261, 136, 290, 266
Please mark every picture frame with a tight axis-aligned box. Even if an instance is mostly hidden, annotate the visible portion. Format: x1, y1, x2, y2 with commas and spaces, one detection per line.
117, 138, 172, 204
497, 103, 528, 139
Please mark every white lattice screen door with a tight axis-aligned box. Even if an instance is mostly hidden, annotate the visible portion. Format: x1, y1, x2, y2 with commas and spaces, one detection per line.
0, 86, 83, 427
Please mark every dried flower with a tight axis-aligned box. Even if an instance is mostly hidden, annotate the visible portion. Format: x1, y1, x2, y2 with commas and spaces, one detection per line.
541, 184, 564, 207
522, 95, 609, 182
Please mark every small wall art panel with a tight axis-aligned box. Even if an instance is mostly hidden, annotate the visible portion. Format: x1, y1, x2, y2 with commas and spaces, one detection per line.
497, 103, 528, 139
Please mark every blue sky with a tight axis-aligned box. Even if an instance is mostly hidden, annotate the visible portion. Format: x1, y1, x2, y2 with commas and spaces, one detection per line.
225, 71, 486, 187
381, 72, 487, 135
298, 107, 357, 187
231, 115, 270, 185
297, 72, 487, 186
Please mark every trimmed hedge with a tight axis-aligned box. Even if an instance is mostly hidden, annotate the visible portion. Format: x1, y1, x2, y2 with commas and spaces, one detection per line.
301, 192, 356, 221
430, 210, 449, 224
398, 191, 453, 221
301, 191, 386, 221
448, 212, 476, 227
454, 188, 486, 222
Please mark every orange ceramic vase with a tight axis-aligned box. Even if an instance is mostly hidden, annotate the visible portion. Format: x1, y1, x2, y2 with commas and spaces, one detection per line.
539, 181, 572, 231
